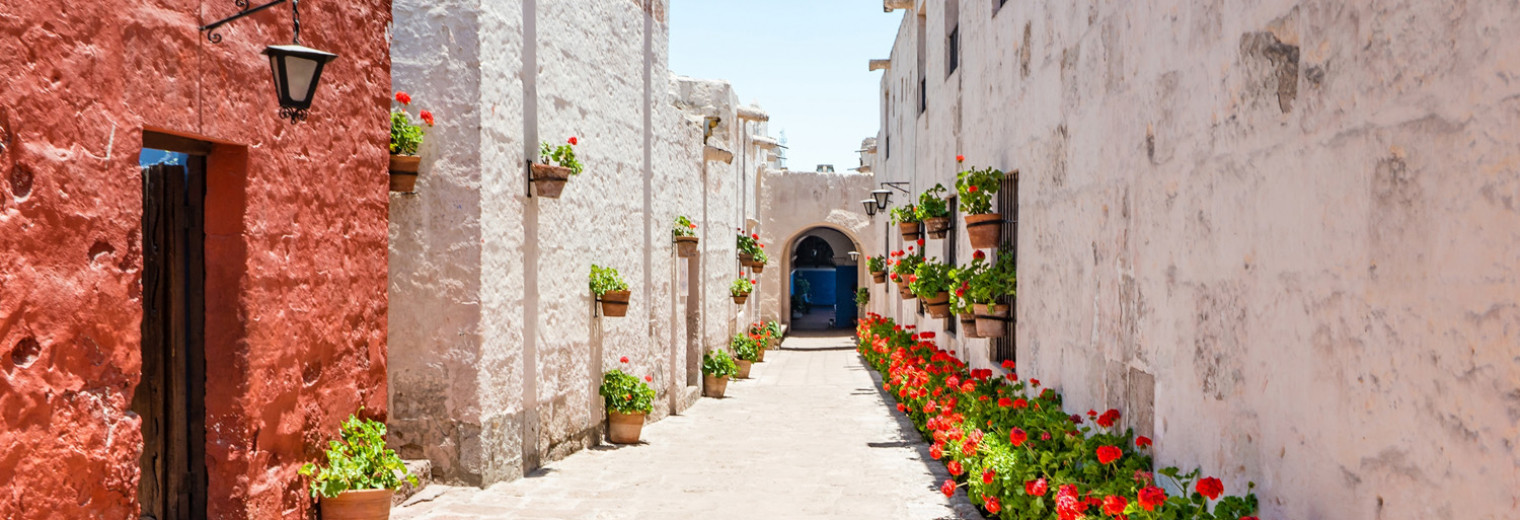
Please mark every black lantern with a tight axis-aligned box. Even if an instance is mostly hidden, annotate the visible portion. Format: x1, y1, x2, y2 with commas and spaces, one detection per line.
263, 44, 338, 123
870, 189, 892, 211
861, 199, 878, 216
200, 0, 338, 124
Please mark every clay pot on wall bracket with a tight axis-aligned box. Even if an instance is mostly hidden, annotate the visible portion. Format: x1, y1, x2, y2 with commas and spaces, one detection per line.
319, 488, 394, 520
736, 360, 753, 379
964, 213, 1003, 249
959, 313, 981, 338
732, 293, 750, 305
674, 236, 699, 258
752, 263, 766, 274
899, 286, 916, 300
530, 163, 573, 198
703, 374, 729, 398
923, 292, 951, 318
599, 290, 632, 317
898, 221, 921, 241
974, 303, 1011, 338
389, 155, 421, 193
871, 271, 887, 284
924, 216, 951, 239
739, 253, 756, 267
607, 411, 646, 444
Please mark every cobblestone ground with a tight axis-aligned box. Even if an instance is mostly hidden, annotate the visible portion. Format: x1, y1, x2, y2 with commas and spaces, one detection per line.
393, 331, 983, 520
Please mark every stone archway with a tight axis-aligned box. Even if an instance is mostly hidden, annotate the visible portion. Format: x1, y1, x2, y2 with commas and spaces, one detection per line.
779, 225, 864, 331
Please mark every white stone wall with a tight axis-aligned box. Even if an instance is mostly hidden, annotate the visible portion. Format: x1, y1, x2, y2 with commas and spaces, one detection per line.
389, 0, 761, 487
871, 1, 1520, 519
756, 170, 879, 326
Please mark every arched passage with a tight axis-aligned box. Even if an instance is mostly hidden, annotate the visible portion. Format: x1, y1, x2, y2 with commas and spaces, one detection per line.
782, 226, 863, 330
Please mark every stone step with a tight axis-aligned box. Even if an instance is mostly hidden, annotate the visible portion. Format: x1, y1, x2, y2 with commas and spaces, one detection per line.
391, 459, 432, 506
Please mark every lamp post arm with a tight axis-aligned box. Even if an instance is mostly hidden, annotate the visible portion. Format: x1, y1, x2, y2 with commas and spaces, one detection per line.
880, 181, 912, 195
200, 0, 289, 43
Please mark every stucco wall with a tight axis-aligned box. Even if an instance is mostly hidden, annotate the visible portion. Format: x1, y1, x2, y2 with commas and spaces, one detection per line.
757, 170, 878, 326
0, 0, 392, 518
388, 0, 763, 487
870, 1, 1520, 519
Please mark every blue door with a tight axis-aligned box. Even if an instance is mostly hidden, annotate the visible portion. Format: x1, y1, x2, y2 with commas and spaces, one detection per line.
835, 266, 858, 328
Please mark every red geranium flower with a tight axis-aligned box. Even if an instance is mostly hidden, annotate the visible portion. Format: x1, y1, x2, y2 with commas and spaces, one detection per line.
419, 110, 435, 126
1040, 432, 1052, 441
1013, 398, 1028, 409
1135, 436, 1152, 448
1030, 378, 1040, 386
895, 403, 906, 412
1024, 478, 1047, 497
947, 460, 963, 476
620, 356, 629, 363
1241, 517, 1260, 520
1000, 360, 1015, 369
568, 136, 578, 145
644, 375, 653, 382
982, 469, 995, 485
956, 155, 965, 162
1196, 477, 1224, 500
1009, 427, 1028, 447
1137, 486, 1166, 511
940, 479, 956, 498
968, 185, 979, 193
984, 496, 1000, 514
751, 233, 759, 240
1103, 495, 1128, 516
997, 397, 1012, 408
929, 444, 943, 459
1096, 445, 1122, 464
921, 332, 936, 339
1055, 484, 1086, 520
916, 238, 925, 246
395, 91, 411, 105
1097, 409, 1121, 428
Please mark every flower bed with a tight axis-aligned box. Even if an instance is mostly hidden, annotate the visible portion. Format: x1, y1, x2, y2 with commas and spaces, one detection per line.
855, 314, 1261, 520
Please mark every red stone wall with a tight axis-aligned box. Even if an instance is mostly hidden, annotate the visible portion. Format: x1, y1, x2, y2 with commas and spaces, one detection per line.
0, 1, 391, 518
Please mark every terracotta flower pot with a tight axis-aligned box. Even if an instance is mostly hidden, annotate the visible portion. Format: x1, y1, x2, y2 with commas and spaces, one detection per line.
959, 313, 981, 338
898, 221, 921, 241
530, 163, 573, 198
607, 411, 646, 444
599, 290, 631, 317
389, 154, 420, 193
975, 303, 1011, 338
674, 236, 699, 258
871, 271, 887, 284
703, 374, 729, 398
736, 360, 753, 379
752, 263, 765, 274
732, 293, 750, 305
924, 216, 951, 239
923, 292, 951, 318
739, 253, 756, 267
899, 286, 916, 300
964, 213, 1003, 249
755, 348, 767, 362
319, 488, 394, 520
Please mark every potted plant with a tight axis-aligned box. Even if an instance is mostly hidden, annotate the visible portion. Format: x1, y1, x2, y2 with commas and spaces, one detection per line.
891, 204, 921, 241
889, 251, 923, 300
299, 414, 417, 520
967, 248, 1017, 337
951, 253, 987, 336
702, 349, 739, 398
389, 91, 434, 193
855, 287, 871, 308
598, 359, 655, 444
915, 184, 952, 239
731, 334, 760, 379
730, 278, 755, 305
531, 136, 583, 198
672, 216, 699, 257
736, 232, 761, 266
747, 322, 773, 362
910, 258, 953, 318
867, 255, 888, 284
751, 248, 769, 273
591, 264, 631, 317
956, 159, 1004, 249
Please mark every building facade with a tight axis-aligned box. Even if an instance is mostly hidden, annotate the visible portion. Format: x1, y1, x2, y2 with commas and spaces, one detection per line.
0, 0, 394, 518
868, 1, 1520, 519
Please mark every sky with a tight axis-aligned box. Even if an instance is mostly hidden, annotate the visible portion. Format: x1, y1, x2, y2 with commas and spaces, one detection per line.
669, 0, 903, 173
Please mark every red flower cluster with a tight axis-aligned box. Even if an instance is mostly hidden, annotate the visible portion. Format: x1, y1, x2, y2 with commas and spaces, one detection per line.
1135, 435, 1153, 448
1197, 476, 1224, 500
395, 91, 412, 105
568, 136, 579, 145
1096, 445, 1123, 464
1137, 485, 1167, 511
419, 110, 435, 126
1096, 408, 1121, 428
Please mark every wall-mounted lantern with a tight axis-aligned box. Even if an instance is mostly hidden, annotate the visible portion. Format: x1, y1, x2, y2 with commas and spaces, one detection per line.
847, 251, 860, 263
861, 199, 878, 217
200, 0, 339, 124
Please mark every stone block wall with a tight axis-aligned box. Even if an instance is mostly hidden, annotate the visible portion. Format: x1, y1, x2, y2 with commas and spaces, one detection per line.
870, 1, 1520, 519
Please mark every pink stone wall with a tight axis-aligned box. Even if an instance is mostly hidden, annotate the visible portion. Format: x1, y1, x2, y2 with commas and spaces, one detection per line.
0, 0, 392, 518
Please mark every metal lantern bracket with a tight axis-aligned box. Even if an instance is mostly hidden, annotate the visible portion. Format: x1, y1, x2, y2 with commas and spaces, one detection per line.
200, 0, 298, 44
880, 181, 912, 195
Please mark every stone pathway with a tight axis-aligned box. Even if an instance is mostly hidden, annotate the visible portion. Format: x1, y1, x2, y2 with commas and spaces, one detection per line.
392, 331, 983, 520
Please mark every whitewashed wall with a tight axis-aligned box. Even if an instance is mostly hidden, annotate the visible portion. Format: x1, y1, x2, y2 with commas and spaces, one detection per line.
870, 1, 1520, 519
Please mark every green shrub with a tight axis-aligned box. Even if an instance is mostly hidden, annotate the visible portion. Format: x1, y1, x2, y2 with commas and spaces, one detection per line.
701, 349, 739, 379
956, 166, 1003, 215
673, 216, 697, 238
590, 264, 629, 296
299, 415, 417, 499
599, 368, 656, 415
731, 334, 761, 362
915, 184, 951, 220
539, 136, 584, 175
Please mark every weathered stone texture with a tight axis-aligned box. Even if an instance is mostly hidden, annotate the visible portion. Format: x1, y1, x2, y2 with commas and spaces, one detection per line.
872, 1, 1520, 519
0, 0, 393, 518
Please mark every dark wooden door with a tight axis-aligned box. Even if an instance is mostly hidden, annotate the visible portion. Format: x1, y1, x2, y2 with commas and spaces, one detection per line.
131, 159, 207, 520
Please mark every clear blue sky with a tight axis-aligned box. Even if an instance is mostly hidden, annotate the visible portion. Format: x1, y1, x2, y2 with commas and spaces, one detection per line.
670, 0, 902, 173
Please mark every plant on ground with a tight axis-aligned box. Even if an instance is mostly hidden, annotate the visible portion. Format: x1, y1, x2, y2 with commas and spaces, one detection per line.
867, 255, 888, 274
299, 414, 417, 499
702, 349, 739, 379
909, 258, 953, 299
538, 136, 583, 175
956, 164, 1003, 215
600, 357, 656, 415
915, 184, 951, 221
889, 251, 924, 285
891, 204, 921, 224
856, 287, 871, 307
730, 277, 756, 297
590, 264, 629, 296
854, 314, 1261, 520
966, 248, 1015, 305
673, 216, 697, 238
731, 334, 761, 362
390, 91, 434, 156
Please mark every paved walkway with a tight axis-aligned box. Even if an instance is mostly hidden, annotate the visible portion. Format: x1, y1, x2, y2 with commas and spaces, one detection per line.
392, 331, 983, 520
